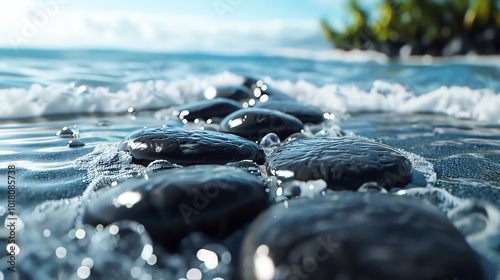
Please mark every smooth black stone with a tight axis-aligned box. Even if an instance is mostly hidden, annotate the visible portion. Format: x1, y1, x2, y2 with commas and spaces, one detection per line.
267, 137, 412, 190
173, 98, 241, 122
241, 192, 485, 280
242, 77, 296, 101
220, 108, 304, 141
255, 100, 324, 123
84, 166, 269, 251
204, 85, 253, 101
118, 126, 265, 166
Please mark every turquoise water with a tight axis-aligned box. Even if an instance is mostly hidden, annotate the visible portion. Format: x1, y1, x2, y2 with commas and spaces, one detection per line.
0, 49, 500, 279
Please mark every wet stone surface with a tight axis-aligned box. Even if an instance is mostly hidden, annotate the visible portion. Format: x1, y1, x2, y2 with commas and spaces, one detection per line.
267, 137, 412, 190
220, 108, 304, 141
83, 165, 269, 251
241, 192, 485, 280
118, 126, 265, 166
204, 85, 253, 101
173, 98, 242, 122
255, 100, 324, 124
242, 77, 296, 101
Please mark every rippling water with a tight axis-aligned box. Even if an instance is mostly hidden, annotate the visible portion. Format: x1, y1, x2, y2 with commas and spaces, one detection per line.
0, 49, 500, 279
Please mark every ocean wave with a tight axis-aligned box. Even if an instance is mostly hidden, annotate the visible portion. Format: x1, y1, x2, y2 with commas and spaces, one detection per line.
1, 71, 499, 122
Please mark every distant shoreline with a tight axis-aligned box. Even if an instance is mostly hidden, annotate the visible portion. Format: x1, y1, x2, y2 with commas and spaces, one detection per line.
0, 47, 500, 66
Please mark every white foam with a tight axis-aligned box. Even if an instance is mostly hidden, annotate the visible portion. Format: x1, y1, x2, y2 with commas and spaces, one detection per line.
1, 71, 500, 122
265, 78, 500, 122
0, 71, 242, 119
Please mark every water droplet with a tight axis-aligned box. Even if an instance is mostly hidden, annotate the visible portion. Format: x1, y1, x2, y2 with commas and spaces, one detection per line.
147, 254, 157, 265
260, 133, 281, 157
82, 257, 94, 268
197, 249, 219, 270
56, 126, 79, 138
68, 139, 85, 148
4, 215, 24, 232
130, 266, 142, 278
141, 244, 153, 261
55, 246, 67, 258
109, 225, 120, 235
77, 266, 91, 279
186, 268, 202, 280
75, 228, 86, 239
5, 244, 20, 255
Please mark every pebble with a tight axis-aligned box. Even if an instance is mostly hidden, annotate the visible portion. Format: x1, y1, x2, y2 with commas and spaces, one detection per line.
241, 192, 485, 280
242, 77, 296, 101
267, 137, 412, 190
255, 100, 324, 123
173, 98, 241, 122
118, 126, 265, 166
204, 85, 252, 101
220, 108, 304, 141
83, 166, 269, 251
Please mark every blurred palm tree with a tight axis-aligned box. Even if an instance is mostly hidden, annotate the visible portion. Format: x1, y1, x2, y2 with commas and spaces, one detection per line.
321, 0, 500, 56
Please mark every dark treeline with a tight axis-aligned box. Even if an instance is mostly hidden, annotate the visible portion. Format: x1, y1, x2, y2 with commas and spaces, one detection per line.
321, 0, 500, 57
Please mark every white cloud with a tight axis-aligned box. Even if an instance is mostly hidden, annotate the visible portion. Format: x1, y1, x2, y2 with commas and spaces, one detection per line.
0, 6, 328, 52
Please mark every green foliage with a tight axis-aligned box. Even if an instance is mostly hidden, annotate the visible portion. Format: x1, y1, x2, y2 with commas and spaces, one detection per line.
321, 0, 500, 56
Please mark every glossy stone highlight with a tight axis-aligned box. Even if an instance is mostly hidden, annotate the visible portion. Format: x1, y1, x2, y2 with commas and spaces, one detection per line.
173, 98, 241, 122
255, 100, 324, 123
118, 126, 265, 166
241, 192, 485, 280
220, 108, 304, 141
267, 137, 412, 190
204, 85, 252, 101
84, 166, 269, 251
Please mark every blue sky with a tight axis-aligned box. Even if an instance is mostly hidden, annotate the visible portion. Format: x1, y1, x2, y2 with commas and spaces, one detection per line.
0, 0, 378, 52
72, 0, 349, 21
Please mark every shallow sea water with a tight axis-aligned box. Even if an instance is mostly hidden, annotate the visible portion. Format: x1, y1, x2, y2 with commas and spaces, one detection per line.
0, 49, 500, 279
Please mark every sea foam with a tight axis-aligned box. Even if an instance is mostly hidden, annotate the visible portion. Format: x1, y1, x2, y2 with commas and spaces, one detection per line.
1, 71, 499, 122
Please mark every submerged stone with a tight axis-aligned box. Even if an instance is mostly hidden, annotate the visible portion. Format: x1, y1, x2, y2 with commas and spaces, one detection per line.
267, 137, 412, 190
118, 126, 265, 166
173, 98, 241, 122
241, 192, 485, 280
84, 166, 269, 251
204, 85, 252, 101
220, 109, 304, 141
255, 100, 324, 123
